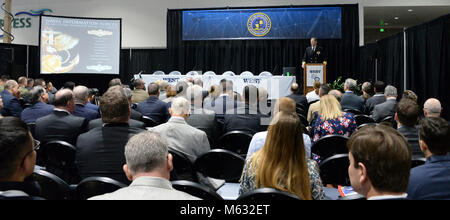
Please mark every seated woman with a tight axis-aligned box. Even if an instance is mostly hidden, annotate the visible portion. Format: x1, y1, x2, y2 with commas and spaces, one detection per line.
313, 94, 358, 143
239, 111, 325, 200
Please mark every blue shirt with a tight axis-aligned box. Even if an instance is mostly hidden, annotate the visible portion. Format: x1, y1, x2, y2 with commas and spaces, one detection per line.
407, 154, 450, 200
246, 131, 312, 160
21, 102, 54, 123
73, 104, 101, 121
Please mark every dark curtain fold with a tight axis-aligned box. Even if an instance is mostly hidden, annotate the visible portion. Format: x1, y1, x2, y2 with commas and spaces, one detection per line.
406, 14, 450, 120
359, 43, 377, 83
167, 4, 360, 83
376, 32, 404, 95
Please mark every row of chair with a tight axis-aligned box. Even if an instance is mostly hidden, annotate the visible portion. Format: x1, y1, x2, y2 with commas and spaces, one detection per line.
153, 71, 274, 77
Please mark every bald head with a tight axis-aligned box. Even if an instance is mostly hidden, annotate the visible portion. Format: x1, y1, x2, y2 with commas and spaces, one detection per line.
53, 89, 75, 113
424, 98, 442, 117
290, 83, 301, 94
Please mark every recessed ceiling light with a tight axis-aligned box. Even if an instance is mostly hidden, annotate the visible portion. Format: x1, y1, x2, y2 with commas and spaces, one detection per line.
394, 17, 399, 20
385, 23, 389, 25
408, 9, 413, 12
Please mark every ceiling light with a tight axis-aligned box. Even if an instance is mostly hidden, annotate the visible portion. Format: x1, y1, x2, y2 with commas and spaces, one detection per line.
385, 23, 389, 25
394, 17, 399, 20
408, 9, 413, 12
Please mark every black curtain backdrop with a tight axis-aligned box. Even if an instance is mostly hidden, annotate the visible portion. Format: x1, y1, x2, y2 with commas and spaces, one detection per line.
166, 4, 360, 84
406, 14, 450, 120
375, 32, 404, 95
358, 43, 377, 83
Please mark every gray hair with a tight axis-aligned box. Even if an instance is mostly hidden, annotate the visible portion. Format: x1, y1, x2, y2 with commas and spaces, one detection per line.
193, 78, 203, 87
345, 78, 357, 91
29, 86, 46, 104
123, 87, 132, 100
329, 89, 342, 102
362, 82, 372, 93
384, 85, 397, 97
4, 80, 18, 90
258, 87, 268, 100
125, 131, 169, 174
147, 83, 160, 96
73, 86, 89, 103
158, 80, 168, 91
170, 97, 190, 115
187, 85, 203, 102
424, 98, 442, 114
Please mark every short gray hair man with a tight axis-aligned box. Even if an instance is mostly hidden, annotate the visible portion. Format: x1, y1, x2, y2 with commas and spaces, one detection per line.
423, 98, 442, 117
384, 85, 397, 98
29, 86, 48, 104
73, 85, 89, 105
187, 85, 203, 109
170, 97, 190, 116
344, 78, 357, 91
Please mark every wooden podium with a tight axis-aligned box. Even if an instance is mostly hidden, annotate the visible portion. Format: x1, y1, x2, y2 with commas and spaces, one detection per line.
303, 64, 326, 95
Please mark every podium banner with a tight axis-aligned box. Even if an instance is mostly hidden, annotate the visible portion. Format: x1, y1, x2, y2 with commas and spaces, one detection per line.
306, 65, 324, 87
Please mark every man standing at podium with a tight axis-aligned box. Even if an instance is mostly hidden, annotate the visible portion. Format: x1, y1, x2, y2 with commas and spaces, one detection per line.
302, 37, 327, 69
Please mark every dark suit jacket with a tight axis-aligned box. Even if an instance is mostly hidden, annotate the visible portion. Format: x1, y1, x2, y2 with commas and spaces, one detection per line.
365, 93, 386, 114
130, 108, 143, 121
287, 93, 308, 110
186, 106, 218, 146
35, 110, 88, 145
20, 102, 54, 123
371, 99, 397, 122
223, 104, 268, 135
136, 96, 170, 124
88, 118, 145, 130
73, 104, 100, 121
204, 95, 244, 125
398, 126, 422, 156
75, 124, 145, 184
341, 91, 365, 113
302, 45, 326, 64
0, 90, 23, 117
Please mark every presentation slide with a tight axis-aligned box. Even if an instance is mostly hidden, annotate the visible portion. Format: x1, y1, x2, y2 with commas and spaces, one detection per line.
40, 15, 121, 74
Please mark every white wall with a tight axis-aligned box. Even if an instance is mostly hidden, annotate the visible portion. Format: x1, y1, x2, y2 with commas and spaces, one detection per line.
2, 0, 450, 47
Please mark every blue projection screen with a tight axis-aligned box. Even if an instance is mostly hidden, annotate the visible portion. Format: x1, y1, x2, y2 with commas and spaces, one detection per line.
182, 7, 342, 40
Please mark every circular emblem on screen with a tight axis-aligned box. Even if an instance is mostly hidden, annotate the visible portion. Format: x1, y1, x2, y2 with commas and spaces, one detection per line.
247, 12, 271, 37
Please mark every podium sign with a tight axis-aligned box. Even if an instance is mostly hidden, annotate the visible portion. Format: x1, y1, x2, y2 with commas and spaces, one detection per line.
303, 64, 326, 94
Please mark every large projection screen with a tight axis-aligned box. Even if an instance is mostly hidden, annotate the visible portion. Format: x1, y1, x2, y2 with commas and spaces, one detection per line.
40, 15, 121, 74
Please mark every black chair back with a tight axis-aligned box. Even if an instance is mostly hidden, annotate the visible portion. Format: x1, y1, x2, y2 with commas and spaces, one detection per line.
42, 141, 80, 184
238, 188, 302, 201
343, 109, 362, 116
171, 180, 223, 200
142, 116, 159, 128
309, 99, 319, 105
74, 177, 127, 200
296, 106, 306, 117
194, 149, 245, 182
411, 156, 426, 168
218, 131, 253, 155
357, 123, 377, 130
311, 135, 349, 160
380, 116, 397, 128
169, 149, 198, 182
319, 154, 350, 186
354, 115, 375, 127
28, 170, 71, 200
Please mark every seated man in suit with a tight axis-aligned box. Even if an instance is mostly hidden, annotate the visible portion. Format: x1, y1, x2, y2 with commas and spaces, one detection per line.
123, 87, 143, 121
136, 83, 170, 125
287, 83, 308, 111
371, 85, 398, 122
204, 80, 243, 125
21, 86, 54, 123
0, 80, 23, 117
407, 117, 450, 200
348, 124, 411, 200
150, 97, 223, 189
72, 86, 100, 121
89, 131, 200, 200
0, 117, 41, 200
131, 79, 149, 104
76, 86, 145, 184
223, 85, 268, 135
35, 89, 88, 145
340, 78, 364, 113
186, 85, 218, 147
365, 81, 386, 115
395, 99, 421, 156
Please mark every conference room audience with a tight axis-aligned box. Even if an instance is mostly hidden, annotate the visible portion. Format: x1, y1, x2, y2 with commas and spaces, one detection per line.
0, 117, 41, 200
402, 90, 418, 103
157, 80, 169, 100
123, 87, 143, 121
72, 86, 100, 121
0, 75, 9, 92
46, 82, 57, 94
313, 94, 357, 142
407, 117, 450, 200
365, 81, 386, 114
34, 79, 46, 89
287, 83, 308, 111
136, 83, 170, 125
76, 86, 145, 184
35, 89, 88, 145
89, 131, 200, 200
17, 77, 29, 98
63, 81, 75, 90
0, 80, 23, 117
163, 85, 177, 103
21, 86, 54, 124
360, 81, 372, 102
223, 85, 268, 135
347, 124, 411, 200
240, 111, 325, 200
328, 89, 342, 102
371, 85, 398, 122
175, 81, 189, 98
307, 84, 331, 123
203, 84, 220, 106
246, 97, 312, 160
306, 81, 321, 103
205, 80, 243, 124
193, 78, 208, 99
131, 79, 149, 104
423, 98, 442, 118
26, 78, 34, 91
395, 99, 422, 156
186, 85, 218, 146
340, 78, 364, 112
108, 78, 122, 87
86, 88, 100, 114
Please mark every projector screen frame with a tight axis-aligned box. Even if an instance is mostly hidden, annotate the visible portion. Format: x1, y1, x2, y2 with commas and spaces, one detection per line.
39, 14, 122, 75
